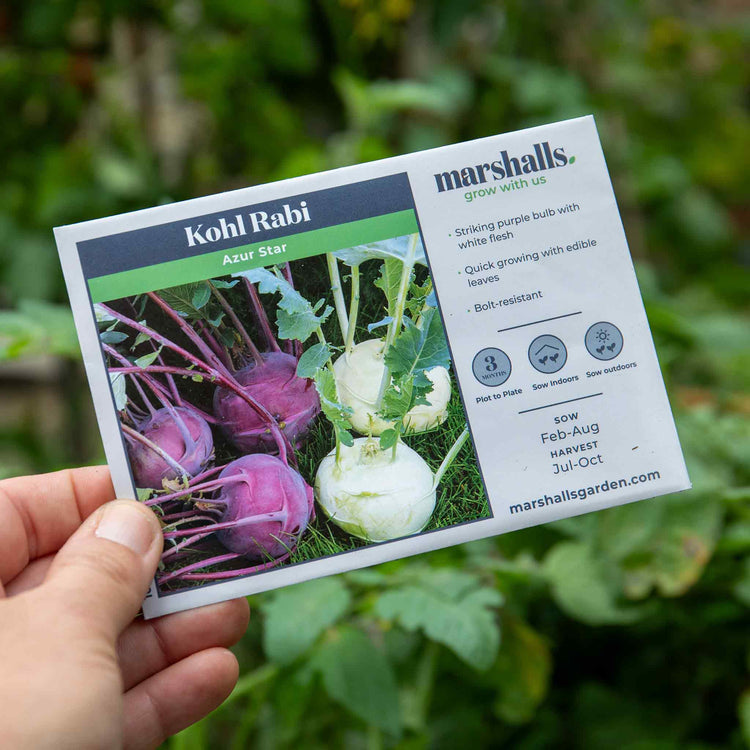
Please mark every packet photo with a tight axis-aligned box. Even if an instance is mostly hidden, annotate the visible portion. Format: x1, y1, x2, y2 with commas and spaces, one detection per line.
54, 115, 690, 618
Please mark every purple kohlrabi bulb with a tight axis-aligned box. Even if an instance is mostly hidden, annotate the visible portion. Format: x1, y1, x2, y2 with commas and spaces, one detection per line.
127, 405, 214, 489
213, 351, 320, 453
215, 454, 313, 560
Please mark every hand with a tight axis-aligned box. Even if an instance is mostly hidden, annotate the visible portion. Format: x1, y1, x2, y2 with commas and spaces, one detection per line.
0, 467, 250, 750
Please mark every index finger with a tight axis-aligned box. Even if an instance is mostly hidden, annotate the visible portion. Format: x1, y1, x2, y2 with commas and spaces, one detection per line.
0, 466, 116, 587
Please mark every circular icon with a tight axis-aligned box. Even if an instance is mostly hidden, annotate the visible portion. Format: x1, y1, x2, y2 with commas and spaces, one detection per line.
472, 347, 511, 387
528, 334, 567, 374
585, 322, 624, 360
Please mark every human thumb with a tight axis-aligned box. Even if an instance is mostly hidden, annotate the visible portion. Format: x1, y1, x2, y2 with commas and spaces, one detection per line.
42, 500, 163, 641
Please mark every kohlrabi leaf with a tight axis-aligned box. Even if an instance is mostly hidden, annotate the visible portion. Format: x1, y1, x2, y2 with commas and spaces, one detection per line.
134, 295, 148, 319
134, 331, 151, 347
337, 425, 355, 447
379, 370, 433, 423
367, 316, 393, 334
236, 267, 331, 342
209, 278, 238, 289
333, 233, 426, 267
99, 330, 129, 345
297, 343, 331, 378
405, 277, 433, 320
234, 267, 307, 312
277, 305, 333, 342
134, 346, 163, 368
384, 308, 449, 380
109, 372, 128, 411
314, 368, 346, 420
217, 327, 236, 348
379, 428, 399, 450
313, 368, 352, 438
153, 282, 228, 330
379, 375, 414, 422
158, 283, 212, 318
136, 487, 154, 502
374, 258, 405, 318
205, 311, 225, 328
94, 304, 117, 324
191, 284, 211, 310
411, 370, 433, 406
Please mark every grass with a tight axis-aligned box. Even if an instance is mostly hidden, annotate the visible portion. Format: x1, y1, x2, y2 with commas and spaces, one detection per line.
118, 247, 489, 591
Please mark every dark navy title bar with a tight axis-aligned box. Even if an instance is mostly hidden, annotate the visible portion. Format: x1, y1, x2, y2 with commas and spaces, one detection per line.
78, 173, 413, 280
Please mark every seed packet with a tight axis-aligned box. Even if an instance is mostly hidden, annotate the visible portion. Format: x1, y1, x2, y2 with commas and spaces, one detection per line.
54, 115, 690, 618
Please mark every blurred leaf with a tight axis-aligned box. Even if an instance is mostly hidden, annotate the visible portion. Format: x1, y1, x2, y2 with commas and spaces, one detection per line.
668, 188, 733, 249
335, 68, 471, 129
733, 558, 750, 608
263, 577, 351, 664
311, 625, 401, 734
740, 689, 750, 747
374, 569, 502, 670
619, 491, 722, 598
492, 617, 551, 724
593, 499, 664, 562
94, 152, 148, 199
0, 299, 78, 360
571, 683, 685, 749
543, 541, 645, 625
168, 719, 207, 750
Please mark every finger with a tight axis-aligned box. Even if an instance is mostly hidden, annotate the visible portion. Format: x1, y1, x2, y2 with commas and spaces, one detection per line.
118, 598, 250, 691
4, 554, 54, 596
42, 500, 163, 641
0, 466, 115, 586
123, 647, 239, 750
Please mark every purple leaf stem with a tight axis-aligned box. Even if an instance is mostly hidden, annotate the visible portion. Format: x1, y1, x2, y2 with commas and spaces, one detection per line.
243, 277, 280, 352
159, 551, 291, 583
209, 282, 264, 366
145, 475, 245, 506
162, 511, 288, 539
99, 307, 293, 462
146, 292, 235, 381
121, 423, 188, 479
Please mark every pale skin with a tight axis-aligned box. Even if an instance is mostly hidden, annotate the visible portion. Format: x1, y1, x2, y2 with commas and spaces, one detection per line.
0, 466, 250, 750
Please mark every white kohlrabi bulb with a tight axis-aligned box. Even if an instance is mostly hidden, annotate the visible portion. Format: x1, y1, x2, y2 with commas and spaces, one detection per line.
333, 339, 450, 436
315, 438, 436, 542
403, 366, 451, 433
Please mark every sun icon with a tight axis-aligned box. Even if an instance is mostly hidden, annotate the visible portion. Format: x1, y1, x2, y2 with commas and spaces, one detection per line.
595, 328, 610, 343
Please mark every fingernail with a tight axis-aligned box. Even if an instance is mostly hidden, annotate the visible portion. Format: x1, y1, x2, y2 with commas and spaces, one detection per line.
95, 501, 158, 555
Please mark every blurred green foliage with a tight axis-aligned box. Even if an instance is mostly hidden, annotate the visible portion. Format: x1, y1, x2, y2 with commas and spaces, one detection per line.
0, 0, 747, 747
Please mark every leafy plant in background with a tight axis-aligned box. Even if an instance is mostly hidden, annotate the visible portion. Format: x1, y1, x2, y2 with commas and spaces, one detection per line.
0, 0, 747, 747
